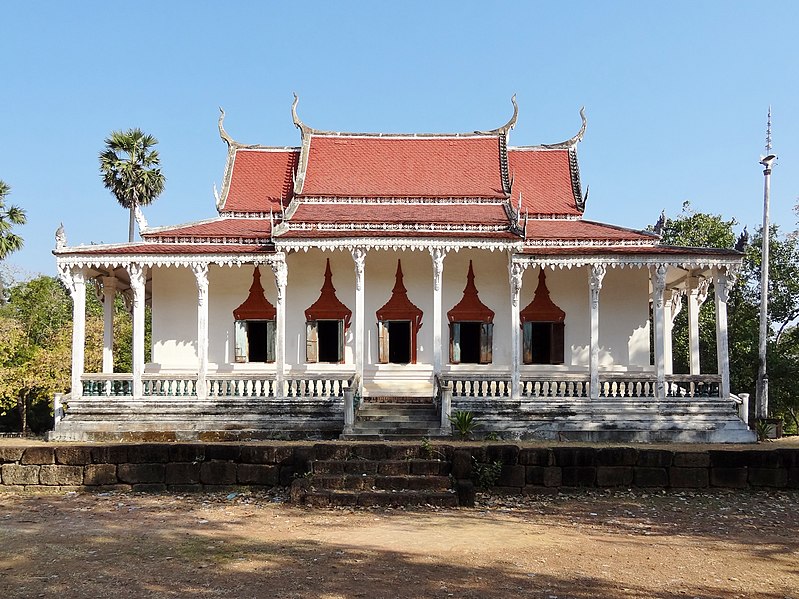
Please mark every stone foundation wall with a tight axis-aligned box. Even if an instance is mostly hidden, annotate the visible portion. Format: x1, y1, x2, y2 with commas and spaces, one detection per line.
0, 443, 797, 494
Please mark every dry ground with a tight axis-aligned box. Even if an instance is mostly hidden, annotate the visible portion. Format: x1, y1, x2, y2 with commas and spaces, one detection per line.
0, 487, 797, 599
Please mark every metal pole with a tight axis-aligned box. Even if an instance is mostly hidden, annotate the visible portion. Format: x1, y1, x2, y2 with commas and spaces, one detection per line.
756, 131, 776, 420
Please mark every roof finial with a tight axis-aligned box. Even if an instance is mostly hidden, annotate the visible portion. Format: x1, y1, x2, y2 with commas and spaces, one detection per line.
541, 107, 587, 149
476, 94, 518, 135
291, 93, 311, 135
218, 107, 235, 147
765, 105, 772, 155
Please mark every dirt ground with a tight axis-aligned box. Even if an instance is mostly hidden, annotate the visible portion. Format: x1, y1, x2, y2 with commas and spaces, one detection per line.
0, 487, 796, 599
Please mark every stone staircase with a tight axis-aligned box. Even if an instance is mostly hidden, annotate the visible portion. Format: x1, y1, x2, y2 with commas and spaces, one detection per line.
341, 399, 446, 440
290, 444, 459, 507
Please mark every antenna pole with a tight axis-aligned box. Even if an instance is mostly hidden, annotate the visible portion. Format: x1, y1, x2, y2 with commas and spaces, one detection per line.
756, 107, 775, 420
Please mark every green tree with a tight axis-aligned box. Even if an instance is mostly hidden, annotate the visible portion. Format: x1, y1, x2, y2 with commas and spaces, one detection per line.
0, 180, 27, 303
99, 129, 165, 242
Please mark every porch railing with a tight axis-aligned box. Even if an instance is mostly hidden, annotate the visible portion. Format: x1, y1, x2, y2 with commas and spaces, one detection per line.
79, 372, 353, 399
443, 375, 511, 398
522, 375, 590, 398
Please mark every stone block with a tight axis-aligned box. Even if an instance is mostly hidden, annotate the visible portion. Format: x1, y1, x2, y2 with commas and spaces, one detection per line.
744, 450, 782, 469
352, 444, 389, 460
117, 463, 165, 484
776, 449, 799, 468
597, 448, 638, 467
553, 447, 597, 467
292, 446, 314, 474
385, 445, 420, 460
519, 448, 554, 466
241, 445, 294, 464
132, 483, 167, 493
279, 465, 296, 487
669, 467, 708, 488
561, 466, 596, 487
455, 479, 475, 507
39, 465, 84, 486
84, 464, 117, 486
126, 444, 170, 463
788, 468, 799, 489
485, 444, 519, 465
166, 463, 201, 485
1, 464, 40, 485
543, 467, 562, 487
748, 468, 788, 488
378, 461, 410, 476
709, 450, 750, 468
91, 445, 128, 464
410, 460, 443, 476
673, 452, 710, 468
199, 461, 236, 485
497, 464, 526, 488
237, 464, 279, 486
596, 466, 634, 487
710, 467, 748, 488
636, 450, 672, 468
0, 447, 25, 463
633, 467, 668, 487
451, 449, 473, 479
312, 444, 351, 461
54, 446, 93, 465
205, 444, 241, 462
169, 444, 205, 463
21, 447, 54, 465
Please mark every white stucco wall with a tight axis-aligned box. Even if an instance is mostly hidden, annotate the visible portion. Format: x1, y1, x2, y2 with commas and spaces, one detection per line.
148, 252, 652, 374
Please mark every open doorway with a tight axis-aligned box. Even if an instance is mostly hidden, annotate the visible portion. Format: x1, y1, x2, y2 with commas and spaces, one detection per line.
388, 320, 411, 364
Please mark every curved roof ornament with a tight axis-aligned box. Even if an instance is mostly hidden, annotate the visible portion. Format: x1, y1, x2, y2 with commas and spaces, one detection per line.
218, 107, 237, 147
291, 93, 317, 136
541, 107, 587, 149
476, 94, 518, 135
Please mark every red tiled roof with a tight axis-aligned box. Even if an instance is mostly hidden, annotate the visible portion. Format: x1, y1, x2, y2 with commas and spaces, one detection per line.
508, 149, 581, 216
525, 219, 656, 241
288, 203, 510, 225
143, 218, 272, 239
223, 149, 298, 212
56, 243, 274, 256
278, 230, 519, 240
301, 135, 507, 198
520, 245, 741, 257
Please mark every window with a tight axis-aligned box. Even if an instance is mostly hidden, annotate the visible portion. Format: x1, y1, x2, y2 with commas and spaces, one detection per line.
519, 269, 566, 365
306, 319, 345, 363
234, 319, 275, 363
450, 322, 493, 364
522, 321, 564, 365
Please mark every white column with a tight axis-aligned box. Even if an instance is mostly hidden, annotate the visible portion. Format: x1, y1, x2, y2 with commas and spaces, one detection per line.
60, 267, 86, 399
589, 264, 606, 399
128, 263, 147, 399
687, 276, 709, 375
101, 276, 117, 375
431, 248, 446, 378
192, 263, 209, 400
714, 267, 733, 399
651, 265, 667, 399
509, 261, 524, 400
664, 289, 683, 376
271, 254, 288, 396
351, 248, 366, 392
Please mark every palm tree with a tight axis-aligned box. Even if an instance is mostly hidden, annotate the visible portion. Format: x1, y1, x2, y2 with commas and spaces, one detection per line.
99, 128, 165, 242
0, 180, 27, 260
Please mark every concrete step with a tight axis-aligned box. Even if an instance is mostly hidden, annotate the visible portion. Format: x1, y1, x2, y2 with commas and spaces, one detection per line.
310, 474, 451, 492
312, 459, 450, 476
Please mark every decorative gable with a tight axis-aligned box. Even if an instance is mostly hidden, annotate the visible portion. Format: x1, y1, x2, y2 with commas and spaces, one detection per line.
304, 259, 352, 329
447, 261, 495, 323
233, 267, 276, 320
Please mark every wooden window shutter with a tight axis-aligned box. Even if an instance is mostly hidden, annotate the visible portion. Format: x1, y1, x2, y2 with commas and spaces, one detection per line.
522, 321, 533, 365
480, 323, 493, 364
266, 320, 276, 363
306, 320, 318, 363
337, 319, 345, 363
450, 323, 461, 364
234, 320, 248, 363
551, 322, 565, 365
378, 321, 389, 364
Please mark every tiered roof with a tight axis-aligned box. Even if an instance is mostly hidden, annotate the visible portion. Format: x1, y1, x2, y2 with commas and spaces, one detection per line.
56, 96, 703, 259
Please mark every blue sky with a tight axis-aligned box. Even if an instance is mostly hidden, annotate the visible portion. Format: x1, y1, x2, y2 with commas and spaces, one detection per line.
1, 1, 797, 277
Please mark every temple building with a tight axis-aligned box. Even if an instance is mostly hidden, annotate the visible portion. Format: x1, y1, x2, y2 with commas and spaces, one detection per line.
51, 96, 754, 442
